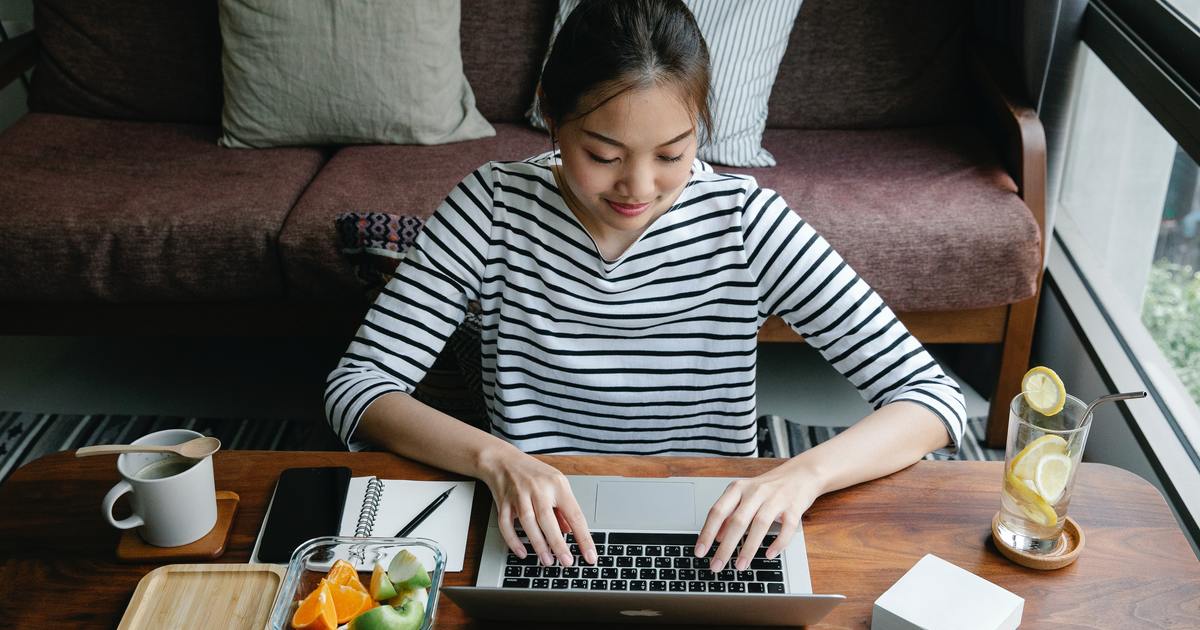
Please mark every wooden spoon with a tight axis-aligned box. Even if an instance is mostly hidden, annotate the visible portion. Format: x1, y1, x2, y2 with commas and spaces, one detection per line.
75, 436, 222, 459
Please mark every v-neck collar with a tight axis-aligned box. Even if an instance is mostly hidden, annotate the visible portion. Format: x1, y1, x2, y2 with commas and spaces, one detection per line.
542, 157, 698, 274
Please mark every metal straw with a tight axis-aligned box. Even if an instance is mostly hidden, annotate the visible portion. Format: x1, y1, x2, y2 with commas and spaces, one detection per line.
1082, 391, 1147, 425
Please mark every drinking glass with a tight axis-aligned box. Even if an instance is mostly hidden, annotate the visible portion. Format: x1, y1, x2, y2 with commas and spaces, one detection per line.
995, 393, 1091, 553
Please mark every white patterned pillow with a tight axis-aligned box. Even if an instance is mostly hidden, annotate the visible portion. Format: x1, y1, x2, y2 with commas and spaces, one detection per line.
527, 0, 803, 168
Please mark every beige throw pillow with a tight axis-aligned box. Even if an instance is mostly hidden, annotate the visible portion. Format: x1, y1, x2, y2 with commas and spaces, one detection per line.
218, 0, 494, 148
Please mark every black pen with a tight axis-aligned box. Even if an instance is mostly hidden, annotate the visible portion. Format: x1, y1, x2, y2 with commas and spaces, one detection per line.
395, 486, 455, 537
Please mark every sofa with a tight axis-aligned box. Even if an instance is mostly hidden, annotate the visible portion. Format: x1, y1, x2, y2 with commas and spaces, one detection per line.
0, 0, 1044, 447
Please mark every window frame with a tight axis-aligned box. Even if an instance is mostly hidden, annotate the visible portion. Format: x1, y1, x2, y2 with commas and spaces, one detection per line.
1047, 230, 1200, 545
1046, 0, 1200, 545
1084, 0, 1200, 162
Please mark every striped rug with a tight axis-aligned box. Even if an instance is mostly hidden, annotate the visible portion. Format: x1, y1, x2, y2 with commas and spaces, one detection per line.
761, 415, 1004, 462
0, 411, 1002, 485
0, 411, 318, 483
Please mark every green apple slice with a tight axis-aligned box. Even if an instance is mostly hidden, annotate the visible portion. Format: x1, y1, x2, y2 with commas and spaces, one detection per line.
387, 550, 432, 590
387, 586, 426, 608
370, 562, 398, 601
393, 599, 424, 630
348, 600, 424, 630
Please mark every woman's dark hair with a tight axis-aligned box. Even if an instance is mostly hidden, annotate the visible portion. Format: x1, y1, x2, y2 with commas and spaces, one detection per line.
538, 0, 713, 144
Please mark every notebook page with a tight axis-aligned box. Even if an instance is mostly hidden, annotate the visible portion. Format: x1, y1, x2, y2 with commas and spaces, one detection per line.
339, 477, 475, 572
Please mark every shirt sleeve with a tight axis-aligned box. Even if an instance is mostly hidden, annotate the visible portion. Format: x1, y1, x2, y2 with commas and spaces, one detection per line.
742, 187, 966, 453
324, 163, 495, 449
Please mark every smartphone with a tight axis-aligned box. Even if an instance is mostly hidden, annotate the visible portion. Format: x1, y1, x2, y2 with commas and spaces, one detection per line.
256, 466, 352, 563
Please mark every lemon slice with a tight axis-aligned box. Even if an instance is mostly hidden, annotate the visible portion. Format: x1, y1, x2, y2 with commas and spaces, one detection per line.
1022, 366, 1066, 416
1034, 453, 1072, 504
1005, 471, 1058, 527
1010, 434, 1068, 480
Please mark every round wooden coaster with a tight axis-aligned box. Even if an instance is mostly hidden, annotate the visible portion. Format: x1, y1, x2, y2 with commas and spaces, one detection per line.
991, 512, 1084, 570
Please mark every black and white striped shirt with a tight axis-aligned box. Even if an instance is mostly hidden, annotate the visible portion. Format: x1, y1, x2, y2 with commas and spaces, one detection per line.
325, 153, 965, 456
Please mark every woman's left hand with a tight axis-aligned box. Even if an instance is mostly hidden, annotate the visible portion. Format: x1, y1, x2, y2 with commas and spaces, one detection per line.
693, 460, 824, 572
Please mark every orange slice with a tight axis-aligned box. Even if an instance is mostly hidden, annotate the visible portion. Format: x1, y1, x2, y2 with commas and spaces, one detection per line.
326, 559, 368, 594
329, 580, 374, 624
291, 580, 336, 630
325, 559, 357, 585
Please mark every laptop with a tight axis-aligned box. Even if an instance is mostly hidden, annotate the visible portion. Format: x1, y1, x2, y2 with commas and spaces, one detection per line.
443, 475, 845, 626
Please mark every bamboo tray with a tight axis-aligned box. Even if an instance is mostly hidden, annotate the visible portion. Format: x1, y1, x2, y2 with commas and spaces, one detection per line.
117, 563, 285, 630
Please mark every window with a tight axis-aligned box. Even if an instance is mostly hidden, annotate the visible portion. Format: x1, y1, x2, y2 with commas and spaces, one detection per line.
1144, 148, 1200, 407
0, 14, 32, 132
1051, 0, 1200, 544
1055, 44, 1200, 449
1163, 0, 1200, 25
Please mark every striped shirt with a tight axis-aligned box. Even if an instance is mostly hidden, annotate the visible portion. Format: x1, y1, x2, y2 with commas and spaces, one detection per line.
325, 153, 966, 456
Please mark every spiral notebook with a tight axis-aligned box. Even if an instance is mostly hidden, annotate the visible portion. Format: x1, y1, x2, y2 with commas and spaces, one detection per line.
337, 476, 475, 572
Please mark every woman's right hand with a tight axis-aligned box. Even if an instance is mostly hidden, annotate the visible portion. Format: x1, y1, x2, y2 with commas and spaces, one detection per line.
479, 446, 597, 567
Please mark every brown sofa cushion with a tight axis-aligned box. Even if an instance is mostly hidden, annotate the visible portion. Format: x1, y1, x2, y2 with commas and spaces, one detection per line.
769, 0, 972, 129
724, 126, 1041, 312
279, 123, 553, 300
28, 0, 223, 124
460, 0, 972, 129
0, 114, 326, 301
460, 0, 557, 124
282, 123, 1036, 312
24, 0, 970, 130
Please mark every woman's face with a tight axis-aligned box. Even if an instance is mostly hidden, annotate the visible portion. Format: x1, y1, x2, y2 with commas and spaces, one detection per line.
553, 84, 698, 250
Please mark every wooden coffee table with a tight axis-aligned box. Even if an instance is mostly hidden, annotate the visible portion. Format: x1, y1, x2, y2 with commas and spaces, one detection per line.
0, 451, 1196, 628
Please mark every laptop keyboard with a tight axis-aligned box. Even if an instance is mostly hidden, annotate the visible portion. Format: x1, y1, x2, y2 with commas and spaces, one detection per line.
500, 531, 785, 594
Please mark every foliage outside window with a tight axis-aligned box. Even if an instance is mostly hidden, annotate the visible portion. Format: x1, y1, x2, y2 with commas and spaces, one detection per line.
1140, 143, 1200, 405
1142, 259, 1200, 403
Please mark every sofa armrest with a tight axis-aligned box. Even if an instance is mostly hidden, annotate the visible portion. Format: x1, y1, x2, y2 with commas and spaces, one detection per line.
971, 48, 1047, 248
0, 31, 35, 91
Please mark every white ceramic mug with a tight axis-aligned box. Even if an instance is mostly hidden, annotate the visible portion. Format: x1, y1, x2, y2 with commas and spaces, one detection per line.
101, 429, 218, 547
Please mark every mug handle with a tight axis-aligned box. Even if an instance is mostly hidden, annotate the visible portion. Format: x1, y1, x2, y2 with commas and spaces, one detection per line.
102, 480, 144, 530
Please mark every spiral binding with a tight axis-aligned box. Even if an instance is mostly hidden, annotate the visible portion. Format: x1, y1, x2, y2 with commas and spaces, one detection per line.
354, 476, 384, 537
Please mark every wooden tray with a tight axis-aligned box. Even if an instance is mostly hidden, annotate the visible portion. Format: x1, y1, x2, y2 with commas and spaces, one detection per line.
117, 490, 240, 562
117, 563, 285, 630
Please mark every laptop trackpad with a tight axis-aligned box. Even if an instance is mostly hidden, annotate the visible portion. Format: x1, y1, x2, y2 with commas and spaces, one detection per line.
593, 481, 696, 530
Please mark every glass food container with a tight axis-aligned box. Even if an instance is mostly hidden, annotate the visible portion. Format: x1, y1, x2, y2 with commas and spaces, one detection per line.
267, 536, 444, 630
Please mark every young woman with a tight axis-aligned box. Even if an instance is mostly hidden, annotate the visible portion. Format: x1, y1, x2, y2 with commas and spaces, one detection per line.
325, 0, 965, 576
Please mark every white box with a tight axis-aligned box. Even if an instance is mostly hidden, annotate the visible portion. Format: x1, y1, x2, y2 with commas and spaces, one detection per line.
872, 554, 1024, 630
